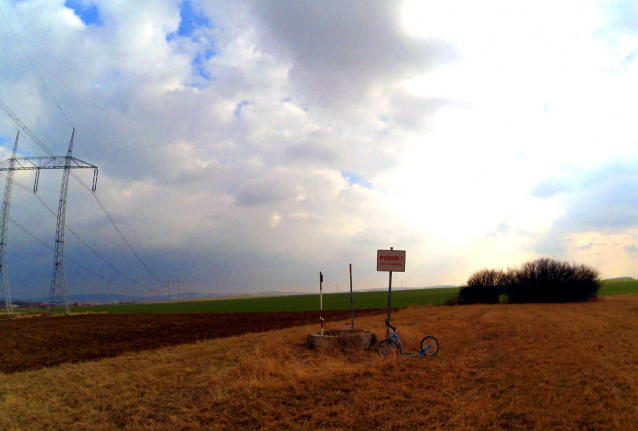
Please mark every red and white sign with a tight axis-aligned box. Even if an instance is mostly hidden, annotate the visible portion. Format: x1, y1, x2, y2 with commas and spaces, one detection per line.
377, 250, 406, 272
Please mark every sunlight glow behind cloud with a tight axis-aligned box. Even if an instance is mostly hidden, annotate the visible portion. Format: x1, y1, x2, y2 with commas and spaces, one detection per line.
0, 0, 637, 300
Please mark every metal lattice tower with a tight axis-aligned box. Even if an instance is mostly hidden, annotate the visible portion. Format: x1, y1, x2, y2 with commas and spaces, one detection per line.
0, 132, 20, 316
0, 129, 98, 315
48, 130, 76, 314
164, 279, 172, 300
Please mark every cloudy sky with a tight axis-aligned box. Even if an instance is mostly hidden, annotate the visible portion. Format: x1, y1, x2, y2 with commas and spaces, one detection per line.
1, 0, 637, 299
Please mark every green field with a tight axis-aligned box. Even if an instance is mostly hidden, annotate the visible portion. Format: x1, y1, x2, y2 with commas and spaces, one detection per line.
69, 287, 459, 314
55, 279, 638, 314
597, 279, 638, 296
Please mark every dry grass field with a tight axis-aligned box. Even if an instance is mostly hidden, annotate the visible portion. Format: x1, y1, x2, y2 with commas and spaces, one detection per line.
2, 296, 638, 430
0, 309, 389, 374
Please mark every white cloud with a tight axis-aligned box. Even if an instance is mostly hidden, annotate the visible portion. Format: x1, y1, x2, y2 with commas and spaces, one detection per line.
1, 0, 638, 300
252, 0, 457, 108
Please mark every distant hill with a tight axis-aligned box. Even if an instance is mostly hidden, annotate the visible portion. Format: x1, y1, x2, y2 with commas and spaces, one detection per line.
19, 291, 225, 304
17, 285, 459, 304
356, 285, 458, 292
604, 277, 635, 281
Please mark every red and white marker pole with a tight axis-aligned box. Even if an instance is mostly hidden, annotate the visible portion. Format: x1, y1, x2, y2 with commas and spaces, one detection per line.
386, 247, 393, 338
320, 271, 324, 335
349, 264, 354, 329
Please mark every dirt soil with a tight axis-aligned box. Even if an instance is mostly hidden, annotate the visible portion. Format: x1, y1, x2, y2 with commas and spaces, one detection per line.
0, 309, 387, 374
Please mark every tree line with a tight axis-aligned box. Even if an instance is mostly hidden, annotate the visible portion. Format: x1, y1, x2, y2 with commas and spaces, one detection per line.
457, 258, 600, 304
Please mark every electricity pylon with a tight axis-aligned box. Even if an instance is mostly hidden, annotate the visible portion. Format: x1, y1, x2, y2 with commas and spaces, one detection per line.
174, 276, 184, 299
165, 277, 185, 300
0, 129, 98, 315
164, 280, 172, 300
0, 131, 20, 316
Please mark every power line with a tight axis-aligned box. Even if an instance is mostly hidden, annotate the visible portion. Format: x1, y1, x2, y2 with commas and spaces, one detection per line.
70, 172, 165, 286
0, 5, 166, 289
0, 99, 166, 289
0, 4, 75, 130
73, 146, 159, 273
0, 99, 55, 156
9, 217, 150, 294
0, 115, 166, 293
1, 172, 161, 292
11, 218, 132, 292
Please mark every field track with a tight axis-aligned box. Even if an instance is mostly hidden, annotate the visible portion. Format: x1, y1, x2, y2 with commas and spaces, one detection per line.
0, 309, 388, 374
3, 297, 638, 429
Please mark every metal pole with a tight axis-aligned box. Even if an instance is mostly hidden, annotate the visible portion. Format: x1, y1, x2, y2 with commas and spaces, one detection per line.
164, 280, 172, 300
386, 247, 393, 337
0, 132, 19, 316
320, 272, 324, 335
386, 271, 393, 337
175, 275, 184, 299
349, 264, 354, 329
33, 168, 40, 193
49, 130, 75, 315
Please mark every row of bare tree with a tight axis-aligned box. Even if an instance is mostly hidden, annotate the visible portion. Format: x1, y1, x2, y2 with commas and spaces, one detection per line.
458, 258, 600, 304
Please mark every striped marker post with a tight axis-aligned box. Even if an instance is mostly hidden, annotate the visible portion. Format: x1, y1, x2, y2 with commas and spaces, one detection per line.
320, 271, 324, 335
349, 264, 354, 329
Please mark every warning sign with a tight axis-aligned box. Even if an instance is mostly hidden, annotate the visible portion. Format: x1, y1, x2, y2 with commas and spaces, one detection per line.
376, 250, 406, 272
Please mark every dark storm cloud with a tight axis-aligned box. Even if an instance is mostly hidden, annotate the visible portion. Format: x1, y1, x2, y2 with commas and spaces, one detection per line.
235, 179, 295, 207
252, 0, 456, 106
0, 0, 465, 298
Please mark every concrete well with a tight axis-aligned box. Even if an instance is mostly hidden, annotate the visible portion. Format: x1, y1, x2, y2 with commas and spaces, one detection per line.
308, 329, 376, 350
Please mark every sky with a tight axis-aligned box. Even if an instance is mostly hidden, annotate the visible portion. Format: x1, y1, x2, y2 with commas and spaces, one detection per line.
0, 0, 638, 299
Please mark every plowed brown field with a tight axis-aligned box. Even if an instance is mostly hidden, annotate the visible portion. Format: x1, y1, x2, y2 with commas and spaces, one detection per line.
0, 309, 387, 374
4, 298, 638, 430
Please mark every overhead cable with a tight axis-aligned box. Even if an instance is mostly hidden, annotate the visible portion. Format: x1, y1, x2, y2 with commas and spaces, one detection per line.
70, 173, 165, 286
0, 98, 54, 156
1, 172, 161, 292
0, 5, 75, 130
0, 98, 165, 289
9, 217, 148, 293
1, 5, 166, 289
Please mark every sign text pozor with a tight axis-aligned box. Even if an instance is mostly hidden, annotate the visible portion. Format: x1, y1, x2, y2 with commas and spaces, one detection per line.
376, 250, 406, 272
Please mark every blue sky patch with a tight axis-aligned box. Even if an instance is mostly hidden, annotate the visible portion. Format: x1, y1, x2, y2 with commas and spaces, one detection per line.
165, 1, 215, 82
341, 171, 374, 189
177, 0, 212, 38
64, 1, 103, 26
192, 47, 215, 80
234, 100, 254, 118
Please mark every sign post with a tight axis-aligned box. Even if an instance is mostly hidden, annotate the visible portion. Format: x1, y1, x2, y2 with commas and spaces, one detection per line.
349, 264, 354, 329
377, 248, 406, 337
319, 272, 324, 335
387, 258, 392, 336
